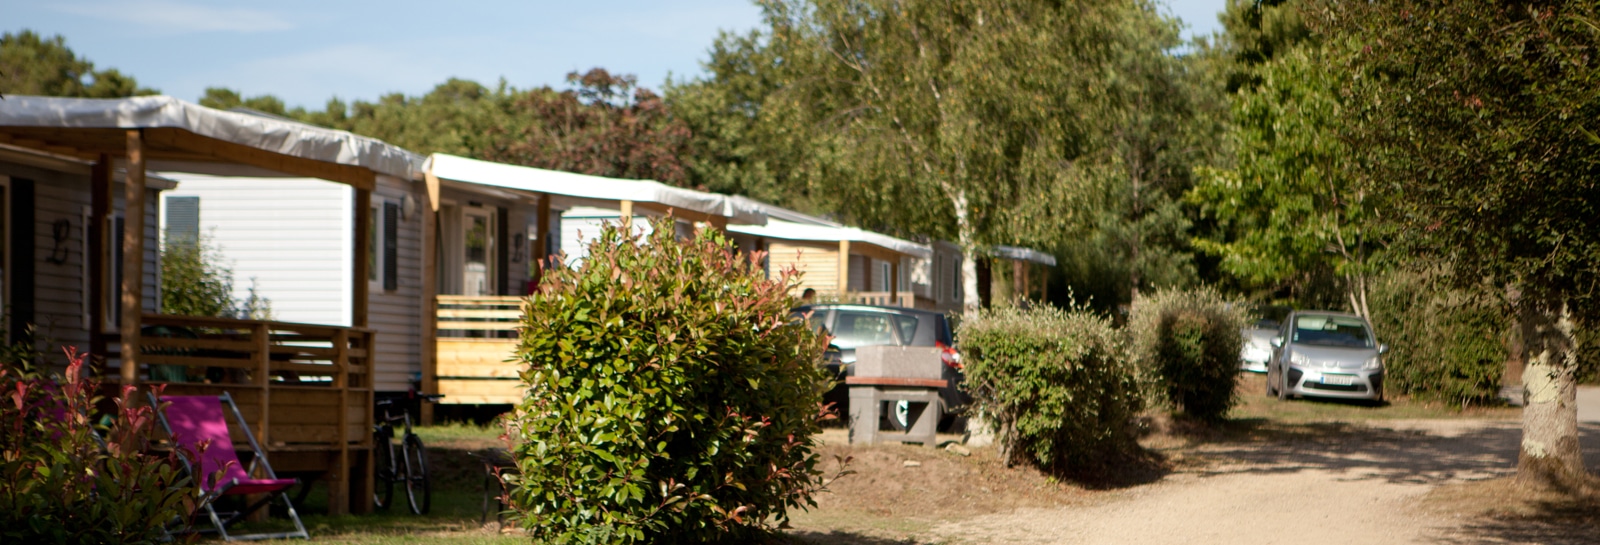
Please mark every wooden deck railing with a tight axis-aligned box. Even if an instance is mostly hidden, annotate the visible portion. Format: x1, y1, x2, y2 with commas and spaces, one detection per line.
435, 296, 526, 405
848, 291, 918, 308
113, 313, 376, 514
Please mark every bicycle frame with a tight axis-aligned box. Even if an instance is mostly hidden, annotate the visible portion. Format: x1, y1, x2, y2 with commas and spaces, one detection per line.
372, 395, 439, 515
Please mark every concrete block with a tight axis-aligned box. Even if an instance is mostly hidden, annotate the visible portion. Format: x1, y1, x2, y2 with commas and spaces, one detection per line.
854, 345, 943, 379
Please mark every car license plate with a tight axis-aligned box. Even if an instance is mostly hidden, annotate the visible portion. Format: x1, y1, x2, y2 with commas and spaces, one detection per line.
1322, 375, 1355, 386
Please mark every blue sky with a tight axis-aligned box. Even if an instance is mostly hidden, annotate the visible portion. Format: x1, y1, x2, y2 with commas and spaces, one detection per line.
5, 0, 1229, 109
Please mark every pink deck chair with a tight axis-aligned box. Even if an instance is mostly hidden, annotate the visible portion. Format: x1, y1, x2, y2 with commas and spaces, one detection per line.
150, 391, 309, 541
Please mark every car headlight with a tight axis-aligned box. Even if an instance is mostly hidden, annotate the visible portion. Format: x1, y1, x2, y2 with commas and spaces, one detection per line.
1363, 356, 1382, 370
1289, 352, 1312, 366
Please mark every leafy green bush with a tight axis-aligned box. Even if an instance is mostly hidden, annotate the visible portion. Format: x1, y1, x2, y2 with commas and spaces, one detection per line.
161, 236, 272, 319
959, 305, 1143, 474
0, 345, 199, 544
501, 217, 833, 544
1368, 271, 1508, 406
1577, 324, 1600, 385
1127, 288, 1246, 421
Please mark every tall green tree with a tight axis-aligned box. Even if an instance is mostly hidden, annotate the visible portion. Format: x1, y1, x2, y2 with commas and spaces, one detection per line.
201, 78, 513, 156
477, 69, 694, 185
1088, 12, 1220, 307
0, 30, 154, 98
208, 70, 696, 184
1212, 0, 1313, 92
667, 30, 832, 208
1189, 41, 1383, 317
683, 0, 1192, 313
1339, 0, 1600, 488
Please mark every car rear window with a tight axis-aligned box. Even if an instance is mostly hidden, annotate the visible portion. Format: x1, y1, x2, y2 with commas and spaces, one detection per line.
891, 315, 919, 345
833, 311, 900, 346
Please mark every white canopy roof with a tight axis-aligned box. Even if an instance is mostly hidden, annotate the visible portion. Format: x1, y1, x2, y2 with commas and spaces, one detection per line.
993, 245, 1058, 266
729, 218, 931, 259
426, 153, 763, 224
0, 95, 420, 180
724, 195, 840, 227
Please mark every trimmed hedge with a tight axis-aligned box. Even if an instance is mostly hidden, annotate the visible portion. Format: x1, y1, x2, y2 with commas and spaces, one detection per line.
502, 217, 833, 544
959, 305, 1143, 473
1368, 271, 1508, 406
1128, 288, 1246, 421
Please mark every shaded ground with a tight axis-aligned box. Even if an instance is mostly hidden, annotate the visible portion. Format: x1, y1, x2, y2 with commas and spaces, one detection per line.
786, 379, 1600, 544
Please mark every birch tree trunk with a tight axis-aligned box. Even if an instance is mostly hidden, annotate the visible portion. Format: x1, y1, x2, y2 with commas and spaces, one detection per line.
953, 188, 982, 314
1516, 297, 1587, 489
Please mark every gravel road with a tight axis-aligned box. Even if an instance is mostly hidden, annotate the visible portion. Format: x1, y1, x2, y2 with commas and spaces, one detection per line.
930, 406, 1600, 545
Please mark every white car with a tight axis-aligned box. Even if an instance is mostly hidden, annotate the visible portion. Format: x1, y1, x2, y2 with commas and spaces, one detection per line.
1239, 319, 1278, 373
1267, 311, 1387, 402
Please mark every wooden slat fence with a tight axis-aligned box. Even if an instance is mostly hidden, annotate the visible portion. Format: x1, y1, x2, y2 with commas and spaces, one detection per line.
435, 296, 525, 405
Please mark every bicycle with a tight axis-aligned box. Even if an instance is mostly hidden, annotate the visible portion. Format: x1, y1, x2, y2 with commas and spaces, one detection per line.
373, 393, 443, 515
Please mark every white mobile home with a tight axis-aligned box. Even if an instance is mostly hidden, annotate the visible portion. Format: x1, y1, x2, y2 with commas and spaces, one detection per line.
0, 95, 418, 515
161, 172, 426, 394
420, 153, 761, 407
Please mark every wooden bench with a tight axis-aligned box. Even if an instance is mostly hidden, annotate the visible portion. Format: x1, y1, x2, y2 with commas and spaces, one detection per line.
844, 376, 945, 448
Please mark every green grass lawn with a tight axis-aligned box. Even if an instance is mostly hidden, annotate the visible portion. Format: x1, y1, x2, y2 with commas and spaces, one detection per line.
214, 424, 517, 543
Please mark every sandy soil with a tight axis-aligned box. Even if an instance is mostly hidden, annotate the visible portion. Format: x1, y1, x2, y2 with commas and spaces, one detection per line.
787, 414, 1600, 545
926, 418, 1600, 545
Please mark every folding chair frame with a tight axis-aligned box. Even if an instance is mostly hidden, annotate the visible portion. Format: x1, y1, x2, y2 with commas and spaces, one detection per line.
150, 391, 310, 541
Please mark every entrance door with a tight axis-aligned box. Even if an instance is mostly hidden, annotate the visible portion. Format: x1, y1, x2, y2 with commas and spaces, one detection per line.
462, 207, 495, 296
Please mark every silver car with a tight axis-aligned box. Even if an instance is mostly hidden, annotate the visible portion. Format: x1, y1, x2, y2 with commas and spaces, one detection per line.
1240, 319, 1278, 373
1267, 311, 1387, 401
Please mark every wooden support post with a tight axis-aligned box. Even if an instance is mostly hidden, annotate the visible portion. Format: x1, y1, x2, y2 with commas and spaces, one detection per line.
420, 187, 439, 424
332, 328, 351, 515
619, 200, 633, 226
246, 320, 272, 522
863, 257, 874, 295
89, 154, 110, 368
837, 240, 850, 298
534, 193, 551, 281
891, 260, 901, 307
252, 322, 270, 444
119, 130, 145, 385
360, 329, 377, 514
351, 188, 372, 515
1013, 260, 1026, 303
354, 189, 371, 328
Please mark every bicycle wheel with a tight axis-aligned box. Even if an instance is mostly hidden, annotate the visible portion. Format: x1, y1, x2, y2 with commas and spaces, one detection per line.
372, 430, 396, 510
402, 434, 431, 515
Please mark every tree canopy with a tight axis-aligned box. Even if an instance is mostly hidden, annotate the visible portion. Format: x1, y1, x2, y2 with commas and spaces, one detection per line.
0, 30, 154, 98
1333, 0, 1599, 488
671, 0, 1209, 312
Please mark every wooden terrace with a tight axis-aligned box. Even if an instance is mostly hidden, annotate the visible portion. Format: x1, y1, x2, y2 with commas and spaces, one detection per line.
0, 97, 416, 515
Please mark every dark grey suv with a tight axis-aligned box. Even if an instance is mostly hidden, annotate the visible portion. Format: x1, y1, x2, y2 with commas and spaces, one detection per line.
792, 304, 965, 430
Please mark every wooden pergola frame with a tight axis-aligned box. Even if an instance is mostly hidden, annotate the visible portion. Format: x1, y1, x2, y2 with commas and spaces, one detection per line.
0, 124, 383, 515
0, 126, 378, 377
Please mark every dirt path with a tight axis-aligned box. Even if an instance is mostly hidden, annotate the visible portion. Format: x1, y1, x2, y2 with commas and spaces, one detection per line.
927, 419, 1600, 545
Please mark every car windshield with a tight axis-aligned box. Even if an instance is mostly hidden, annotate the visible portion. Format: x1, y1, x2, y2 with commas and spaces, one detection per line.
1292, 315, 1374, 348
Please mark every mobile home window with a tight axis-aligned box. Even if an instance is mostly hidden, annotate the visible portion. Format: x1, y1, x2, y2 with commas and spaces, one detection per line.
369, 201, 400, 292
163, 196, 200, 245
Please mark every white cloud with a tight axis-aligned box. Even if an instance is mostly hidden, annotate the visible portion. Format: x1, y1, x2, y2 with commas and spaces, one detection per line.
52, 0, 295, 34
